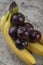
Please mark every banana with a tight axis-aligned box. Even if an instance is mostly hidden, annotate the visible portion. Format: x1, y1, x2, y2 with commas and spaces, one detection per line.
39, 35, 43, 44
0, 18, 1, 30
1, 14, 36, 65
1, 11, 10, 32
1, 12, 9, 27
27, 42, 43, 56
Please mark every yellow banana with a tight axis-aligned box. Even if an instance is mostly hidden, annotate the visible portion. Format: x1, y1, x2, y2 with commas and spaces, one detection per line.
27, 42, 43, 56
1, 11, 10, 32
2, 14, 36, 65
39, 35, 43, 44
0, 18, 1, 30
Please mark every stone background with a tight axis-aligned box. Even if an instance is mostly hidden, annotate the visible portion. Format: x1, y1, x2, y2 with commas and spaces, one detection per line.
0, 0, 43, 65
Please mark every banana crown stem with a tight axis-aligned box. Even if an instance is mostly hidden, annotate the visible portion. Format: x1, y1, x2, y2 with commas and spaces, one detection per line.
12, 6, 19, 13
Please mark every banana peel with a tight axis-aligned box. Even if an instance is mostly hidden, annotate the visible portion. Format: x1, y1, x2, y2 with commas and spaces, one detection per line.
27, 42, 43, 56
1, 11, 9, 32
1, 14, 36, 65
39, 35, 43, 44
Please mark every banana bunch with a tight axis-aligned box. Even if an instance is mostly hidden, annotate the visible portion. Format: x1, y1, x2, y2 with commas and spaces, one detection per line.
0, 1, 43, 65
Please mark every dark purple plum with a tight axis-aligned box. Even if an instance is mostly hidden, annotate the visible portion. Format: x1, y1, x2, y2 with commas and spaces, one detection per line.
29, 30, 41, 42
9, 26, 18, 39
17, 27, 29, 40
24, 23, 34, 33
11, 13, 25, 26
15, 38, 28, 50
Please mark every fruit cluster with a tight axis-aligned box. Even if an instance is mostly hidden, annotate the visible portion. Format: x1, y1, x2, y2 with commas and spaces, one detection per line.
9, 5, 41, 50
1, 1, 43, 65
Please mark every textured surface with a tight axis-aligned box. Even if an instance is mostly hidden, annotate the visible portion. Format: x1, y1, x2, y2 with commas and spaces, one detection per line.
0, 0, 43, 65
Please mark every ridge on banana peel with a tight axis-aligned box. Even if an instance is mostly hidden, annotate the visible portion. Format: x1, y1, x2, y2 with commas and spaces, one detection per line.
2, 14, 36, 65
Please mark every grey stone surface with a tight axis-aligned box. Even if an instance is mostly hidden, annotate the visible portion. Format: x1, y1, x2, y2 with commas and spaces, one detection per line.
0, 0, 43, 65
